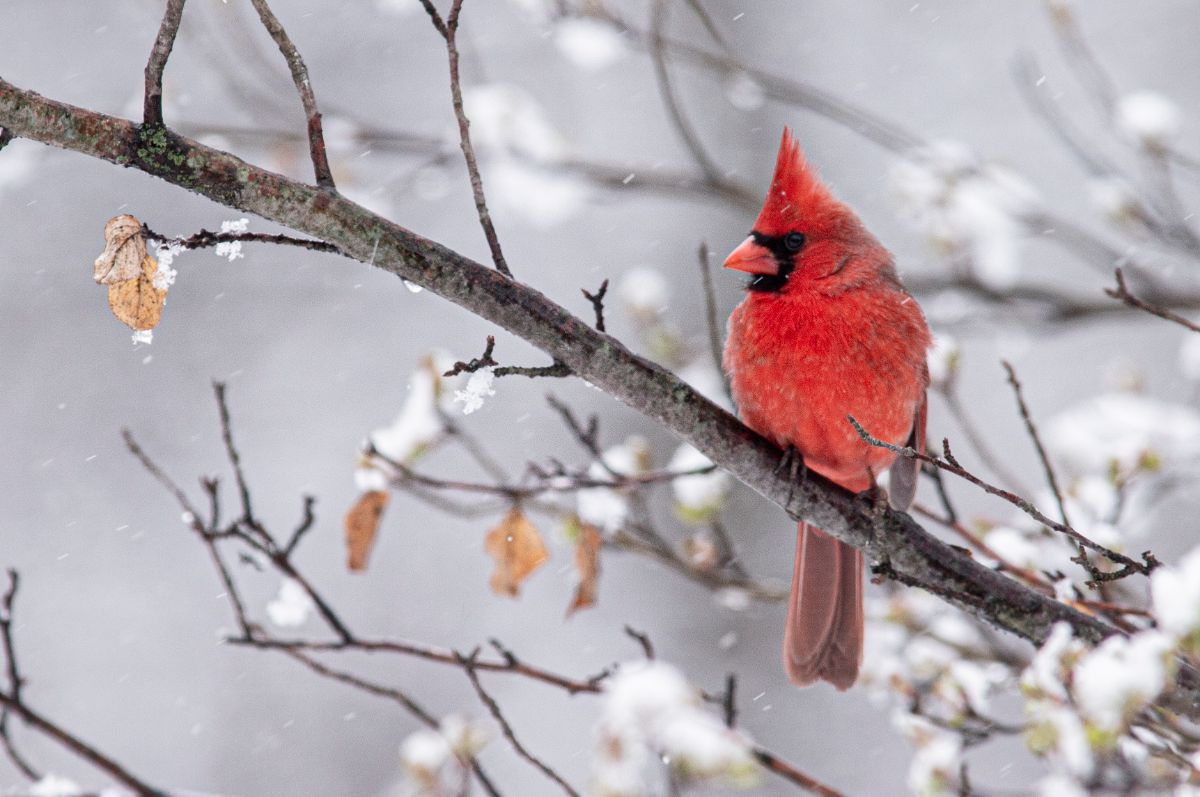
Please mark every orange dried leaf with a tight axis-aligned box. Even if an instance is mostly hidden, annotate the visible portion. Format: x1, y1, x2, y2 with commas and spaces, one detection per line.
107, 255, 166, 331
345, 490, 389, 572
567, 523, 602, 616
485, 507, 548, 597
93, 214, 148, 284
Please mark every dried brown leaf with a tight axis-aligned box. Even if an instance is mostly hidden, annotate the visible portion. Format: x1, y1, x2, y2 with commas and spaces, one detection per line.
567, 522, 602, 616
93, 214, 148, 284
345, 490, 389, 572
106, 255, 166, 331
485, 507, 548, 597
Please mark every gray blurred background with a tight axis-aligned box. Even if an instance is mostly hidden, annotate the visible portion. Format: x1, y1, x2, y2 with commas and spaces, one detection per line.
2, 1, 1199, 794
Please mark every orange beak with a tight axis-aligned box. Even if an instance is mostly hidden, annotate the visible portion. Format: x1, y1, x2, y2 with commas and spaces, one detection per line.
723, 236, 778, 276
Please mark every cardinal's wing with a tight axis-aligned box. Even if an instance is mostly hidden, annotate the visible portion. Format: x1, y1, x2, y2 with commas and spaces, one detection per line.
887, 394, 926, 511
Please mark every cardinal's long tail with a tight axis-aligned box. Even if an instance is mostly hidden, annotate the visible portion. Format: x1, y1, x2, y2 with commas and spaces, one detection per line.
783, 523, 863, 690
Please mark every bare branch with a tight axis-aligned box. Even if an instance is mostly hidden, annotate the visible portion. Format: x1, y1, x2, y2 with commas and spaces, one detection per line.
648, 0, 722, 183
1106, 268, 1200, 333
247, 0, 336, 190
0, 573, 171, 797
848, 417, 1156, 581
1001, 361, 1072, 527
279, 647, 501, 797
425, 0, 512, 277
143, 0, 187, 127
695, 242, 732, 401
458, 651, 581, 797
213, 381, 258, 527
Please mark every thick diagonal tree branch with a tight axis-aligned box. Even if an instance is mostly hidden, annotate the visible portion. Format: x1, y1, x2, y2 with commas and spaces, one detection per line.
3, 76, 1198, 717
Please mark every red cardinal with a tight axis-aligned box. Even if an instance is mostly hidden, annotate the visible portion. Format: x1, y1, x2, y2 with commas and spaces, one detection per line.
723, 130, 930, 690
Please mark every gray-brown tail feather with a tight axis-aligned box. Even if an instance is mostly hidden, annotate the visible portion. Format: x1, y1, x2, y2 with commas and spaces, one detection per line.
783, 523, 863, 690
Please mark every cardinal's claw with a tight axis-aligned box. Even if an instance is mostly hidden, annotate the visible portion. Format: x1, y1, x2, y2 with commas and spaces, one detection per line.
774, 445, 807, 508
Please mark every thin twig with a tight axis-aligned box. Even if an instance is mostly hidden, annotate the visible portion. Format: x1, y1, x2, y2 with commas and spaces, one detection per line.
696, 242, 733, 404
459, 650, 581, 797
283, 494, 316, 556
648, 0, 722, 183
1001, 361, 1072, 528
848, 417, 1156, 581
442, 335, 571, 379
752, 747, 846, 797
0, 571, 39, 781
623, 625, 655, 659
1106, 268, 1200, 333
280, 648, 502, 797
721, 673, 737, 728
213, 382, 257, 527
247, 0, 336, 190
143, 0, 187, 127
939, 381, 1029, 495
425, 0, 512, 277
0, 576, 170, 797
581, 279, 609, 332
142, 225, 340, 254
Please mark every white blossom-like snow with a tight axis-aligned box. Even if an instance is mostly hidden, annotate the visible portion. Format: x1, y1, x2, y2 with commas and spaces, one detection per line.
1045, 391, 1200, 478
593, 660, 755, 793
399, 728, 453, 789
1087, 176, 1140, 225
1072, 631, 1171, 732
131, 329, 154, 346
724, 72, 766, 111
890, 141, 1039, 289
0, 139, 38, 195
1037, 773, 1089, 797
577, 437, 647, 533
462, 84, 568, 161
214, 241, 244, 261
1022, 623, 1084, 702
893, 713, 962, 797
368, 357, 452, 464
29, 775, 82, 797
553, 18, 627, 71
617, 267, 670, 318
1179, 334, 1200, 381
265, 578, 314, 628
398, 715, 487, 794
1115, 91, 1181, 150
925, 333, 959, 388
152, 241, 182, 291
485, 159, 588, 228
667, 443, 729, 520
452, 368, 496, 415
1150, 545, 1200, 641
353, 463, 389, 492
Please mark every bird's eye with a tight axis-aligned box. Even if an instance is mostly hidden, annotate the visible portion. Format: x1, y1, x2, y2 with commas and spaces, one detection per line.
784, 232, 806, 252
